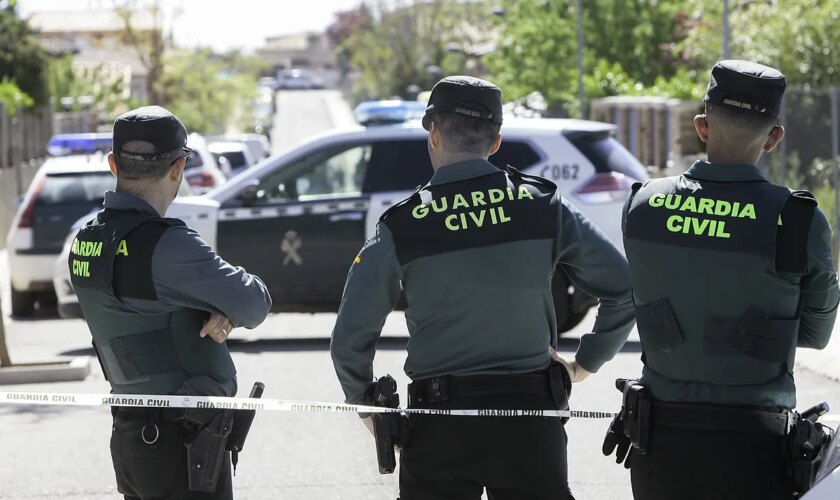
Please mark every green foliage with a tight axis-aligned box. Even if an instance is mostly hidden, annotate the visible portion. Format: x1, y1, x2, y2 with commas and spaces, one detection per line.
486, 0, 692, 112
46, 56, 137, 114
679, 0, 840, 86
0, 77, 34, 116
159, 49, 257, 135
338, 0, 495, 100
0, 7, 49, 106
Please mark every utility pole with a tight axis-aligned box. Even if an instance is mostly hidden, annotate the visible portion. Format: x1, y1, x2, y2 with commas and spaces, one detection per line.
722, 0, 731, 59
576, 0, 585, 119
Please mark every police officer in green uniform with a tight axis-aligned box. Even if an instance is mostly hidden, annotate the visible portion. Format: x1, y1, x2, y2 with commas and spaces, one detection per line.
70, 106, 272, 500
618, 61, 840, 499
330, 76, 636, 499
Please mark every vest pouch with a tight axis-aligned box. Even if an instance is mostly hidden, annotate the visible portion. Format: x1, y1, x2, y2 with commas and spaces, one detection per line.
635, 299, 684, 353
99, 330, 183, 386
721, 307, 799, 364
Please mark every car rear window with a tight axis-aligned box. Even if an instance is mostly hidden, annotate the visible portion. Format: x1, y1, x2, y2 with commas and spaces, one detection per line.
37, 172, 115, 204
222, 151, 248, 168
488, 140, 542, 170
186, 151, 204, 169
565, 132, 647, 180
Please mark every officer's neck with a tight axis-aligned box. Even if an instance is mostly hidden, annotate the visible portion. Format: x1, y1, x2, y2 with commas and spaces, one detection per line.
115, 181, 172, 216
706, 143, 764, 166
432, 152, 488, 171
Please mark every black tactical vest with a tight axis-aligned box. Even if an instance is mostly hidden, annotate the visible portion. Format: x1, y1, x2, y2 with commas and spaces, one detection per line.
70, 209, 236, 395
382, 166, 558, 265
624, 175, 816, 386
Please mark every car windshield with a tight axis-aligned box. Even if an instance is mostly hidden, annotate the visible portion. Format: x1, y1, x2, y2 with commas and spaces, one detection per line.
221, 151, 248, 169
37, 172, 115, 205
565, 132, 648, 180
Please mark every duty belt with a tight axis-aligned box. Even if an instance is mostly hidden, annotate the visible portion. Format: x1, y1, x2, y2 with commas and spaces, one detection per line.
408, 371, 552, 407
653, 401, 793, 436
111, 405, 183, 422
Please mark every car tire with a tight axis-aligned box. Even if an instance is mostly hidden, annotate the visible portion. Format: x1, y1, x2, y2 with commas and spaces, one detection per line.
11, 288, 36, 318
552, 270, 590, 334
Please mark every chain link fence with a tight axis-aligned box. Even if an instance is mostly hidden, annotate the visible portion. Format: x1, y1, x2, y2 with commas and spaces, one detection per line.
763, 86, 840, 258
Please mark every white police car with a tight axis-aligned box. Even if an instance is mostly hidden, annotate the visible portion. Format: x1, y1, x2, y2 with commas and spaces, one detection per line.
54, 119, 647, 332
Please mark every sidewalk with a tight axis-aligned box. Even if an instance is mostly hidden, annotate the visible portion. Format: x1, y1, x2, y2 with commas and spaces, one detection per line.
796, 319, 840, 382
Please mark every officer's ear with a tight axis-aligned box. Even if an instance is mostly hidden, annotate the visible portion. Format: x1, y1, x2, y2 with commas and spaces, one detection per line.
694, 115, 710, 143
764, 125, 785, 153
487, 133, 502, 156
107, 152, 119, 178
428, 121, 441, 151
169, 156, 187, 181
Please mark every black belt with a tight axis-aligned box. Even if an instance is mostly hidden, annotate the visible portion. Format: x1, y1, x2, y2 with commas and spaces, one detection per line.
653, 401, 793, 436
111, 406, 183, 422
408, 371, 551, 407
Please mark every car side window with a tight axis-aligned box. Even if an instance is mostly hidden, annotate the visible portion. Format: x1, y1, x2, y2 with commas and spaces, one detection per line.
362, 140, 433, 193
488, 140, 543, 171
255, 144, 372, 203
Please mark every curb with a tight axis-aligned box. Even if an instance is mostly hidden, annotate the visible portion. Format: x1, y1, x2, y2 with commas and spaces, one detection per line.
0, 356, 91, 385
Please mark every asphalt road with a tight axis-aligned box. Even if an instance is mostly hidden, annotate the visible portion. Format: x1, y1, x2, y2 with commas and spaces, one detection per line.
2, 90, 840, 499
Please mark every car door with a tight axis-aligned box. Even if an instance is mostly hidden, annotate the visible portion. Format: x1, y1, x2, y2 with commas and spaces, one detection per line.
216, 143, 371, 308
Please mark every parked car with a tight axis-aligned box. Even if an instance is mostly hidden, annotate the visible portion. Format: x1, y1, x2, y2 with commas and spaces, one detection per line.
276, 69, 324, 90
208, 141, 256, 178
353, 100, 427, 126
51, 119, 647, 333
6, 154, 114, 316
183, 133, 227, 194
7, 153, 190, 317
208, 134, 271, 161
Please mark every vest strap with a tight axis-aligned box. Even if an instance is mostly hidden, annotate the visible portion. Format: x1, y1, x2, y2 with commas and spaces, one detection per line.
776, 191, 817, 274
704, 307, 799, 363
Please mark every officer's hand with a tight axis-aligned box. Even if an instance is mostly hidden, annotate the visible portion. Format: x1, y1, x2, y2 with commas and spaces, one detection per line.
200, 313, 233, 343
549, 347, 592, 383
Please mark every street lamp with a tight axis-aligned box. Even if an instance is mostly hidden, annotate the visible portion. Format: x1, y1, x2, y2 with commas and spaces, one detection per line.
722, 0, 731, 59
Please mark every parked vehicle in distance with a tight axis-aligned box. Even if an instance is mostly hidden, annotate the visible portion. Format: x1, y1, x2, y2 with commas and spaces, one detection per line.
47, 133, 112, 156
208, 134, 271, 161
183, 133, 227, 194
353, 100, 426, 126
276, 69, 324, 90
51, 119, 647, 333
208, 141, 256, 178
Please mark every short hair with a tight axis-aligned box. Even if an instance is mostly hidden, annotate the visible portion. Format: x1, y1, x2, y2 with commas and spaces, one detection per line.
706, 104, 778, 138
114, 141, 178, 181
430, 112, 501, 155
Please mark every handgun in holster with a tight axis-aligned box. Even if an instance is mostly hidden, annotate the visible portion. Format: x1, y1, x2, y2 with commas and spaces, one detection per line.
368, 374, 407, 475
602, 378, 652, 468
226, 382, 265, 475
181, 382, 265, 493
788, 402, 833, 495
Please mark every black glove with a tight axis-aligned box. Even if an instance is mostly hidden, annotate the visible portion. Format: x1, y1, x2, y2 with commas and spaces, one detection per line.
603, 413, 632, 468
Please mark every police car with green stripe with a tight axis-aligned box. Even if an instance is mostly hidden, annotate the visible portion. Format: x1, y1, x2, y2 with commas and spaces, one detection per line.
55, 119, 647, 333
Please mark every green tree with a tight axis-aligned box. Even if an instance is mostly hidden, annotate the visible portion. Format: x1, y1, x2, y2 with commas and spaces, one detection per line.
46, 56, 134, 114
0, 5, 49, 106
159, 49, 256, 135
0, 77, 34, 116
485, 0, 693, 113
339, 0, 494, 100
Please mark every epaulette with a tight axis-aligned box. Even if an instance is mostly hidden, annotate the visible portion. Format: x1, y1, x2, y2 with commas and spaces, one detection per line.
379, 183, 427, 222
505, 164, 557, 190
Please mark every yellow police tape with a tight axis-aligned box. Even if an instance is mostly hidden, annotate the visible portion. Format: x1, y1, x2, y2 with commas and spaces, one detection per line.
0, 391, 618, 419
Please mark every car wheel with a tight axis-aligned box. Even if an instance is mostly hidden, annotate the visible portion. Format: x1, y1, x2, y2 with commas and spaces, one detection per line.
11, 288, 36, 318
552, 270, 590, 334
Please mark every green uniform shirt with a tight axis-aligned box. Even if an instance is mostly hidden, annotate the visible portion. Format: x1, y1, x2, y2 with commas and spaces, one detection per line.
626, 161, 839, 409
331, 159, 635, 404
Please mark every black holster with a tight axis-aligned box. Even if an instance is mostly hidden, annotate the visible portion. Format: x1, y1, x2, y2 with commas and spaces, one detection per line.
181, 408, 234, 493
602, 379, 652, 468
368, 374, 408, 475
787, 408, 834, 495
